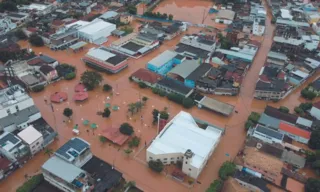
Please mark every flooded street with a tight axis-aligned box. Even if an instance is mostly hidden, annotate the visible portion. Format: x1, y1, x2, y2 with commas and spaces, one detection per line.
0, 1, 318, 192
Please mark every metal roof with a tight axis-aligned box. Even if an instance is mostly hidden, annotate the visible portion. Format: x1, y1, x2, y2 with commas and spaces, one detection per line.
148, 50, 177, 68
55, 137, 90, 162
69, 41, 87, 50
255, 125, 284, 140
258, 113, 281, 129
168, 60, 200, 79
0, 105, 40, 128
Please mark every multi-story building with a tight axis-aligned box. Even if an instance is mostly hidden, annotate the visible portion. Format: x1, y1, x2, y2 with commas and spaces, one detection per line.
0, 17, 17, 36
49, 26, 79, 50
147, 111, 222, 179
18, 3, 56, 16
253, 18, 265, 36
0, 154, 15, 181
17, 125, 43, 155
233, 170, 270, 192
0, 85, 41, 132
0, 132, 30, 163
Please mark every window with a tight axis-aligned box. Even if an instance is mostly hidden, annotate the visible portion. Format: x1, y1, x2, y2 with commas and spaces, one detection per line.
163, 158, 167, 160
15, 105, 19, 111
177, 157, 179, 159
36, 142, 39, 145
6, 109, 11, 114
185, 161, 187, 164
189, 168, 191, 171
149, 157, 153, 160
170, 157, 174, 160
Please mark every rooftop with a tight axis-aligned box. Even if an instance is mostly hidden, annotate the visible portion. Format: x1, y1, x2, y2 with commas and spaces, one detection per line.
157, 78, 192, 95
85, 47, 128, 66
281, 150, 306, 168
131, 68, 162, 84
279, 122, 311, 139
55, 137, 90, 163
216, 10, 235, 20
0, 105, 40, 128
224, 178, 250, 192
168, 60, 200, 79
100, 11, 119, 20
264, 106, 298, 124
0, 85, 30, 109
197, 96, 234, 116
234, 170, 270, 192
148, 50, 177, 68
254, 124, 284, 140
0, 132, 21, 152
147, 111, 222, 168
42, 156, 85, 183
175, 43, 210, 59
17, 125, 42, 145
78, 19, 115, 35
39, 65, 55, 75
216, 49, 254, 62
258, 113, 281, 129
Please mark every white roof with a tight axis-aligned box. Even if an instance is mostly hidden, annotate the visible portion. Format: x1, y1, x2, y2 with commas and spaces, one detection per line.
147, 111, 222, 168
17, 125, 42, 145
148, 50, 177, 67
280, 9, 293, 20
305, 58, 320, 69
65, 20, 89, 29
42, 156, 85, 183
86, 47, 115, 61
29, 3, 49, 11
78, 19, 115, 35
296, 117, 313, 128
291, 70, 309, 78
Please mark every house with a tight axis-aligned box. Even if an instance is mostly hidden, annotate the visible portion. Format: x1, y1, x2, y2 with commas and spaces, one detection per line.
146, 50, 179, 75
120, 14, 133, 24
19, 3, 55, 16
281, 150, 306, 169
77, 19, 116, 43
308, 77, 320, 96
131, 68, 162, 88
99, 11, 119, 21
55, 137, 92, 167
156, 78, 194, 97
0, 17, 17, 36
167, 60, 200, 88
258, 113, 281, 130
0, 132, 30, 163
82, 46, 129, 74
0, 155, 14, 181
146, 111, 222, 179
267, 51, 288, 68
51, 20, 66, 30
195, 96, 235, 116
185, 63, 212, 88
215, 49, 254, 62
310, 101, 320, 120
251, 124, 284, 144
39, 65, 59, 83
215, 10, 235, 24
0, 85, 41, 132
49, 26, 79, 50
254, 79, 289, 100
234, 170, 270, 192
27, 55, 59, 69
253, 18, 265, 36
223, 177, 251, 192
264, 106, 298, 125
278, 122, 311, 144
7, 12, 29, 24
17, 125, 43, 155
243, 147, 283, 185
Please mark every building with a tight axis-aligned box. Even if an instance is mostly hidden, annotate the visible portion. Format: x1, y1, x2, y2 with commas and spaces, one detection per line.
267, 51, 288, 68
278, 122, 311, 144
55, 137, 92, 167
0, 155, 14, 181
215, 49, 254, 62
82, 46, 129, 74
49, 26, 79, 50
120, 14, 133, 24
254, 79, 289, 100
223, 177, 251, 192
312, 22, 320, 35
243, 147, 283, 184
167, 60, 200, 87
42, 156, 93, 192
99, 11, 119, 21
234, 170, 270, 192
215, 10, 235, 24
156, 78, 194, 97
0, 132, 30, 163
258, 113, 281, 130
130, 68, 162, 88
147, 50, 181, 75
19, 3, 55, 16
251, 125, 284, 144
264, 106, 298, 125
147, 111, 222, 179
27, 55, 59, 69
253, 18, 265, 36
77, 19, 116, 43
310, 102, 320, 120
17, 125, 43, 155
281, 150, 305, 169
195, 96, 235, 116
0, 85, 41, 132
7, 12, 29, 24
0, 17, 17, 36
39, 65, 59, 83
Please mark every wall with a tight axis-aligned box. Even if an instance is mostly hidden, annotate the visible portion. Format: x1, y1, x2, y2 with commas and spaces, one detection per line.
73, 148, 92, 167
279, 130, 309, 144
43, 171, 75, 192
147, 59, 175, 75
29, 136, 44, 155
0, 98, 35, 119
235, 179, 263, 192
132, 77, 156, 88
79, 24, 116, 43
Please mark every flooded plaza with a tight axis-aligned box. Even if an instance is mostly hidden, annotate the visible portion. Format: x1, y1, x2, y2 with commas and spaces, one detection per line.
0, 2, 319, 192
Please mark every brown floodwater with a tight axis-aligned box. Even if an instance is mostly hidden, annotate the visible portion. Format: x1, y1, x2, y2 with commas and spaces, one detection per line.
0, 1, 318, 191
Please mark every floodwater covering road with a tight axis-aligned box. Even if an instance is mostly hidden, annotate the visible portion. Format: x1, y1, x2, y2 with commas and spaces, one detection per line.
0, 1, 319, 192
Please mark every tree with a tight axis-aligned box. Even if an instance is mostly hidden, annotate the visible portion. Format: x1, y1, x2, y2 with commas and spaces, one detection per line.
279, 106, 289, 113
63, 108, 73, 119
138, 82, 147, 88
299, 102, 313, 111
28, 33, 44, 47
142, 96, 148, 103
128, 103, 136, 116
294, 107, 304, 116
245, 120, 254, 130
65, 72, 76, 80
301, 88, 317, 100
102, 108, 111, 118
218, 161, 236, 180
167, 93, 184, 104
0, 1, 18, 12
128, 136, 140, 148
248, 112, 260, 123
99, 136, 107, 144
182, 98, 194, 109
103, 84, 112, 92
168, 14, 173, 21
309, 130, 320, 150
126, 5, 137, 15
31, 84, 44, 92
16, 174, 44, 192
148, 160, 164, 173
44, 148, 53, 157
152, 109, 160, 124
124, 148, 133, 156
305, 178, 320, 192
206, 179, 223, 192
120, 123, 134, 136
160, 111, 169, 120
56, 63, 76, 78
134, 101, 143, 112
14, 29, 27, 40
80, 71, 102, 90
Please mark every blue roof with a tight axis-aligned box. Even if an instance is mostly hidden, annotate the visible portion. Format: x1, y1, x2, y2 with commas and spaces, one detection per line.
55, 137, 90, 162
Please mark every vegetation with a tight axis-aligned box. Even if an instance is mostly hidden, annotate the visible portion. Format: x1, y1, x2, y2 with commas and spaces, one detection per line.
14, 29, 27, 40
80, 71, 103, 90
142, 96, 148, 103
64, 72, 76, 80
28, 33, 44, 47
217, 33, 233, 49
102, 108, 111, 118
294, 107, 305, 116
167, 93, 184, 104
206, 179, 224, 192
63, 108, 73, 119
99, 135, 108, 144
126, 5, 137, 15
56, 63, 76, 78
152, 87, 160, 94
299, 102, 313, 111
158, 90, 167, 97
16, 174, 44, 192
124, 148, 133, 156
31, 84, 45, 92
245, 120, 254, 130
138, 82, 147, 88
305, 178, 320, 192
0, 48, 35, 63
103, 84, 112, 92
44, 148, 53, 157
182, 97, 194, 109
148, 160, 164, 173
120, 123, 134, 136
248, 112, 260, 123
143, 11, 170, 20
124, 181, 136, 189
152, 109, 170, 124
271, 17, 276, 24
127, 101, 144, 115
218, 161, 236, 180
279, 106, 289, 113
0, 1, 18, 12
309, 130, 320, 150
122, 26, 134, 35
168, 14, 174, 21
128, 136, 141, 148
301, 88, 317, 100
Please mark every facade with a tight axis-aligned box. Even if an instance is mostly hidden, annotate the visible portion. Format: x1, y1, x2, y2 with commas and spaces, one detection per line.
251, 125, 284, 144
77, 19, 116, 43
0, 132, 30, 163
147, 111, 222, 179
254, 79, 289, 101
278, 122, 311, 144
7, 13, 29, 24
0, 155, 14, 181
27, 55, 59, 69
39, 65, 59, 83
17, 125, 43, 155
253, 18, 265, 36
156, 78, 194, 97
19, 3, 55, 15
49, 26, 79, 50
131, 68, 162, 88
0, 17, 17, 35
82, 47, 129, 74
234, 170, 270, 192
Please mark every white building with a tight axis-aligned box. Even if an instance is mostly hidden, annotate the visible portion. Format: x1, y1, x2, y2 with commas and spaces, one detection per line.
0, 85, 41, 132
215, 10, 235, 24
0, 132, 29, 162
0, 17, 17, 35
251, 125, 284, 144
17, 125, 43, 155
19, 3, 55, 15
77, 19, 116, 43
273, 35, 320, 51
146, 111, 222, 179
310, 102, 320, 120
253, 18, 265, 36
180, 35, 216, 53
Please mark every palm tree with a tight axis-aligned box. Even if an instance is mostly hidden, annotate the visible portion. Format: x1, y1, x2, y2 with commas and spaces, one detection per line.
44, 148, 54, 157
128, 103, 136, 115
135, 101, 143, 112
123, 148, 133, 157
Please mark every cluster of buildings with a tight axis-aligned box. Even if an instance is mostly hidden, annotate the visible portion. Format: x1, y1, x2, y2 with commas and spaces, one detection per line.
0, 84, 56, 181
41, 137, 123, 192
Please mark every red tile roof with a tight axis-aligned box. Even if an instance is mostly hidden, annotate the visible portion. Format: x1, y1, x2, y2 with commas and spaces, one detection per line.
131, 68, 162, 84
279, 122, 311, 139
259, 74, 270, 83
27, 58, 43, 65
27, 27, 37, 33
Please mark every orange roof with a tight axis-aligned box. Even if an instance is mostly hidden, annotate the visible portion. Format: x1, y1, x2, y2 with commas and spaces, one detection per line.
279, 122, 311, 139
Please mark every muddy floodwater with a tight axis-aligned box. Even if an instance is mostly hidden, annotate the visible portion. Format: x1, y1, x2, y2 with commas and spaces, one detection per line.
0, 1, 319, 192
